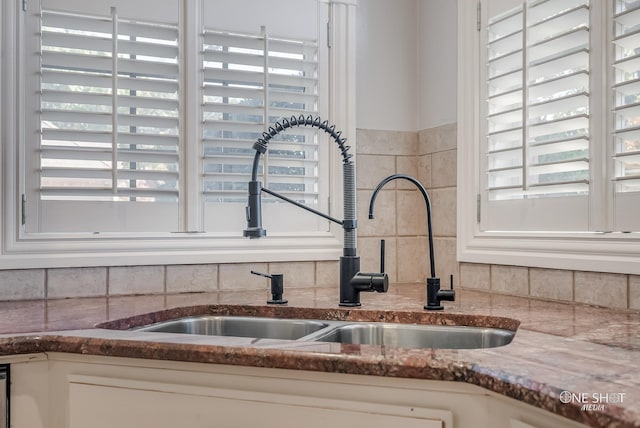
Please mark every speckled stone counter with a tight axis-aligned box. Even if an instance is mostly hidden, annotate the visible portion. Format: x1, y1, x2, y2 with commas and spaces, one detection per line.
0, 284, 638, 428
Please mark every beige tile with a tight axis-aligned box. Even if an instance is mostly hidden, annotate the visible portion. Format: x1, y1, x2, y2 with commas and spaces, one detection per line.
396, 156, 418, 173
397, 236, 429, 283
574, 271, 627, 309
418, 123, 457, 155
358, 189, 395, 237
166, 264, 217, 293
397, 189, 428, 236
356, 129, 417, 156
431, 149, 457, 189
529, 268, 573, 302
356, 154, 396, 190
108, 266, 165, 296
459, 263, 490, 290
630, 275, 640, 310
430, 187, 456, 238
219, 263, 265, 290
315, 261, 340, 286
269, 262, 316, 288
0, 269, 45, 300
395, 156, 419, 189
48, 267, 107, 298
491, 265, 529, 296
417, 154, 432, 188
358, 237, 397, 283
434, 237, 459, 287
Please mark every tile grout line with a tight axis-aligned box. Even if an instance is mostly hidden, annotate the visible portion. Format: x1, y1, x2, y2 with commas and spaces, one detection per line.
105, 266, 110, 297
163, 265, 167, 294
44, 268, 49, 300
628, 274, 631, 310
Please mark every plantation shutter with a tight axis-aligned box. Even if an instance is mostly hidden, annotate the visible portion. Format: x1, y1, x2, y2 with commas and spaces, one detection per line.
202, 29, 320, 203
482, 0, 591, 231
201, 0, 328, 233
28, 3, 180, 233
612, 0, 640, 231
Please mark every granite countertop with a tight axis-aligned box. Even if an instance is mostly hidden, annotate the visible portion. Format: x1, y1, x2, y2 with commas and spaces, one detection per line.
0, 284, 638, 428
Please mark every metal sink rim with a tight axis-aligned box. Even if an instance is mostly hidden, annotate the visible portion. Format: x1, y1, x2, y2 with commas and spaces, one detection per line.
307, 322, 515, 349
133, 315, 331, 341
131, 315, 516, 350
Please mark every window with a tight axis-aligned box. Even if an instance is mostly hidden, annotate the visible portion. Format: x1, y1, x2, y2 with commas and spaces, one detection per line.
0, 0, 356, 268
199, 3, 329, 234
482, 0, 591, 231
458, 0, 640, 274
28, 5, 181, 232
202, 29, 321, 206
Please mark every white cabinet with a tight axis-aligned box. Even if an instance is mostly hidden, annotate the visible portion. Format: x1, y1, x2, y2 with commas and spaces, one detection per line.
9, 353, 586, 428
66, 374, 448, 428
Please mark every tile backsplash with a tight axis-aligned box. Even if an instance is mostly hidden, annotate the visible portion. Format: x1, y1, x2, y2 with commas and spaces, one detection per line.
0, 262, 339, 300
461, 263, 639, 311
1, 124, 638, 311
356, 124, 458, 285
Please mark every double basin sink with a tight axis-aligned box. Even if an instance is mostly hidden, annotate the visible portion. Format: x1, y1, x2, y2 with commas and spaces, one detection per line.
134, 316, 515, 350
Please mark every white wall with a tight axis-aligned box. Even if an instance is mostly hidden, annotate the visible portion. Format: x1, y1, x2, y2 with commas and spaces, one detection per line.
417, 0, 457, 129
356, 0, 418, 131
355, 0, 458, 132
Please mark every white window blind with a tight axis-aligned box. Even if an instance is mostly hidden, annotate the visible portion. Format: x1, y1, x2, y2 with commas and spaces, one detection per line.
487, 0, 590, 199
613, 0, 640, 230
30, 6, 180, 232
482, 0, 591, 231
200, 0, 329, 234
4, 0, 349, 267
459, 0, 640, 273
202, 28, 320, 205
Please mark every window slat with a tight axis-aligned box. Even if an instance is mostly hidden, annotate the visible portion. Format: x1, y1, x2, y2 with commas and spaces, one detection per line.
42, 30, 111, 52
40, 187, 178, 198
42, 11, 112, 34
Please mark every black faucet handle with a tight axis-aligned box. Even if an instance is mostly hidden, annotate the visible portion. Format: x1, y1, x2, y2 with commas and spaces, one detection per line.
351, 272, 389, 293
372, 272, 389, 292
380, 239, 385, 273
438, 274, 456, 302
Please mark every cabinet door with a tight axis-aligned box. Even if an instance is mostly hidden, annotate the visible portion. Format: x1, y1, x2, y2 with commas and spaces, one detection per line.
68, 376, 450, 428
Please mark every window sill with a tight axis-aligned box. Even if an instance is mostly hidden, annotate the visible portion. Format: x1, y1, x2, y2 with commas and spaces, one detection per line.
457, 230, 640, 275
0, 233, 342, 269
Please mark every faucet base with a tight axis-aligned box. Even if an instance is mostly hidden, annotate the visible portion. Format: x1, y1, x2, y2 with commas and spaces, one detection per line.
339, 255, 361, 307
425, 277, 455, 311
339, 301, 362, 307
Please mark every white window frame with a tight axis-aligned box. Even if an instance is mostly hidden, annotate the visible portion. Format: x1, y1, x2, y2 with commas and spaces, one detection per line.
457, 0, 640, 275
0, 0, 357, 269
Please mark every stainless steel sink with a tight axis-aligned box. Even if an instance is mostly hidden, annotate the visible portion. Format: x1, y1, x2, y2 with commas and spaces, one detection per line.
309, 323, 515, 349
134, 316, 330, 341
132, 316, 515, 349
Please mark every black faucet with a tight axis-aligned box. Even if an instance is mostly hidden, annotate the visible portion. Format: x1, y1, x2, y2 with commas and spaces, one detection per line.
369, 174, 455, 310
243, 115, 388, 307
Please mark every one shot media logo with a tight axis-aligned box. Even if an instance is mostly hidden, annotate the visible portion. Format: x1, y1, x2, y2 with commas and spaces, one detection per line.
559, 391, 627, 411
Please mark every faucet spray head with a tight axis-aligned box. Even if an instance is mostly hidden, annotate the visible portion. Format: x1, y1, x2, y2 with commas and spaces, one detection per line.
243, 180, 266, 238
